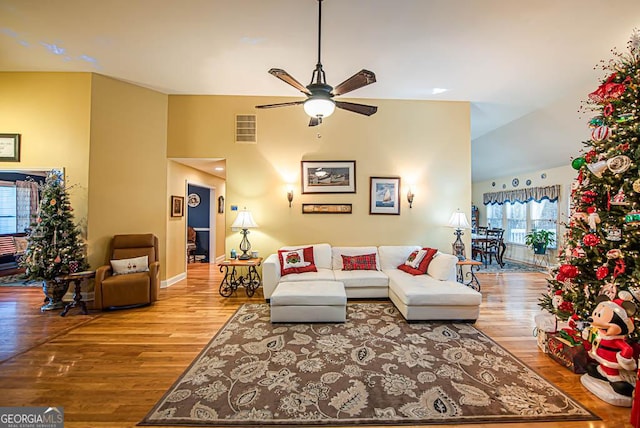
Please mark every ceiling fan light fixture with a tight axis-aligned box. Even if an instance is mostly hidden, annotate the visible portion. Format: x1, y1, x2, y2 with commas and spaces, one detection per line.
304, 97, 335, 119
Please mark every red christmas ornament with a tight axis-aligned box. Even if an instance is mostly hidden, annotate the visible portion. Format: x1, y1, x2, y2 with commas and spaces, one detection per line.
558, 264, 579, 279
558, 301, 574, 313
581, 190, 597, 204
582, 233, 600, 247
54, 255, 61, 263
585, 149, 598, 163
596, 265, 609, 280
591, 125, 611, 141
603, 103, 614, 117
618, 143, 630, 152
613, 259, 626, 278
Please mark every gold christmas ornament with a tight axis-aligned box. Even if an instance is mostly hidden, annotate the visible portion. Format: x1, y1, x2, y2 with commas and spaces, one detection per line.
633, 179, 640, 193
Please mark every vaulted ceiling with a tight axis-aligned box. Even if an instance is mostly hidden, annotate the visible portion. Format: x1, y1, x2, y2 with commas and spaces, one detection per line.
1, 0, 639, 181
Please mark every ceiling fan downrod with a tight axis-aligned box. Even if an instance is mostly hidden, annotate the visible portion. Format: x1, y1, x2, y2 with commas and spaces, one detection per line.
310, 0, 326, 86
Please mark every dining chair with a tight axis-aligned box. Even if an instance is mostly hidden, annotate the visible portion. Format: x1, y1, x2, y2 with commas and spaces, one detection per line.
477, 228, 505, 267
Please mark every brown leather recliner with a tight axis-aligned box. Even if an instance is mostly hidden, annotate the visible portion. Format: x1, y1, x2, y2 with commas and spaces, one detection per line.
94, 234, 160, 310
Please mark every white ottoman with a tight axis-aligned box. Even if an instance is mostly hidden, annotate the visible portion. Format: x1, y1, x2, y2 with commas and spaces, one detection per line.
270, 281, 347, 323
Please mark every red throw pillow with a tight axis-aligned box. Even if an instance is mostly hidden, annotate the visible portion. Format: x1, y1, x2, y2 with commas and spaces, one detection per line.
397, 247, 438, 275
398, 264, 423, 275
416, 248, 438, 273
278, 247, 317, 276
342, 253, 378, 271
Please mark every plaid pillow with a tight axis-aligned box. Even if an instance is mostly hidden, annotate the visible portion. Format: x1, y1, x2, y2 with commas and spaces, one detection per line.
342, 253, 378, 271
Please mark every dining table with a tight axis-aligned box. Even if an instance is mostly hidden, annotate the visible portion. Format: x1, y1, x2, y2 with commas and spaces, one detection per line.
471, 231, 506, 267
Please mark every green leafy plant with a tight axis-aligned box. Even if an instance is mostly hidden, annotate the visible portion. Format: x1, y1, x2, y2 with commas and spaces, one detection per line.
524, 229, 556, 254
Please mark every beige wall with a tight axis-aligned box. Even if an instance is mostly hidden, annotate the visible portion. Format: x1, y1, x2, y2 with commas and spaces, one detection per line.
472, 164, 576, 264
88, 74, 169, 273
1, 72, 472, 283
0, 72, 92, 229
168, 95, 472, 258
0, 72, 172, 278
166, 160, 226, 281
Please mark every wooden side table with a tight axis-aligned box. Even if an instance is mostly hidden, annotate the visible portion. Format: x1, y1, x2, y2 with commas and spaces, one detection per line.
59, 270, 96, 316
218, 258, 263, 297
456, 259, 482, 292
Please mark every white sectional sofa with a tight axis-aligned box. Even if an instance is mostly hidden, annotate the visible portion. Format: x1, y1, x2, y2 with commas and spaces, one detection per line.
263, 243, 482, 321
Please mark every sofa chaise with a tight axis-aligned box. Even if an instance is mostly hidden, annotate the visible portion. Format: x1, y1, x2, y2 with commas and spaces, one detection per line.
263, 243, 482, 322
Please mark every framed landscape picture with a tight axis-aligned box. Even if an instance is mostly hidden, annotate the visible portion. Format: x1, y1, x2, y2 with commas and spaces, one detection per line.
369, 176, 400, 215
301, 160, 356, 194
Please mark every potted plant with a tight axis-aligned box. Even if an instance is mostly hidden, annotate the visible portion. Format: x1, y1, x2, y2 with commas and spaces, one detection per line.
524, 229, 556, 255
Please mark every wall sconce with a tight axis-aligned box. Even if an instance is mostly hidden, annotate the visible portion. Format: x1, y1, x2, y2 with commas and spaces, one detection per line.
287, 188, 294, 207
407, 189, 414, 208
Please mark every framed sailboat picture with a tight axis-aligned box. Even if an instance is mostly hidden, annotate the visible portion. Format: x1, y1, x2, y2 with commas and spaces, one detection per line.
369, 176, 400, 215
301, 160, 356, 194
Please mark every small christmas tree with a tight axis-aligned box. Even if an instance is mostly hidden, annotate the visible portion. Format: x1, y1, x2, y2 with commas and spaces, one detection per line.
21, 170, 89, 282
539, 30, 640, 341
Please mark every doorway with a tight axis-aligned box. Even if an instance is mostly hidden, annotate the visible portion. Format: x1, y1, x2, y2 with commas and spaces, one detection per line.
186, 182, 216, 268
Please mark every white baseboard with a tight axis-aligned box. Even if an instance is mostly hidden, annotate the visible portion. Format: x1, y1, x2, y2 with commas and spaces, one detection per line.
162, 272, 186, 288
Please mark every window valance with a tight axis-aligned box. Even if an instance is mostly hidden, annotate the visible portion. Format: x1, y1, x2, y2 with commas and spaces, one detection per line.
483, 184, 560, 205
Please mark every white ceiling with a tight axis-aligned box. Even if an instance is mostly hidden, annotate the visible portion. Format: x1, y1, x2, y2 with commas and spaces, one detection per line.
1, 0, 639, 181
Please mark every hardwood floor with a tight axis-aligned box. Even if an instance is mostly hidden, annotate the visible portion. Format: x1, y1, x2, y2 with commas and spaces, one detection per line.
0, 264, 633, 427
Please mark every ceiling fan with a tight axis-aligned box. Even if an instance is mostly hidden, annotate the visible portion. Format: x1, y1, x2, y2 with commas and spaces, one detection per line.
255, 0, 378, 126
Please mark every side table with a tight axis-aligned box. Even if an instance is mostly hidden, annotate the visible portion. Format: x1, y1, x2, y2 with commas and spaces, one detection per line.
218, 258, 263, 297
456, 259, 482, 292
59, 270, 96, 316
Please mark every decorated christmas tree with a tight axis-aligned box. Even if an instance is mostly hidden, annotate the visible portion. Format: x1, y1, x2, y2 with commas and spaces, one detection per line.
540, 30, 640, 341
21, 170, 89, 283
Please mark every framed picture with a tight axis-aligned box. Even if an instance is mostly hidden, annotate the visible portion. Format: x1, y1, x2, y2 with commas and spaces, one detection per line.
171, 195, 184, 217
369, 177, 401, 215
302, 203, 352, 214
218, 195, 225, 214
301, 160, 356, 194
0, 134, 21, 162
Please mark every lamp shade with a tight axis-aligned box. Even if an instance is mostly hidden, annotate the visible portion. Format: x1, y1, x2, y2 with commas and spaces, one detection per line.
304, 97, 335, 118
231, 210, 258, 230
448, 211, 470, 229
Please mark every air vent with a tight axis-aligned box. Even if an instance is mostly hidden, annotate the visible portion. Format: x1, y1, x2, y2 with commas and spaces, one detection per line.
235, 114, 257, 144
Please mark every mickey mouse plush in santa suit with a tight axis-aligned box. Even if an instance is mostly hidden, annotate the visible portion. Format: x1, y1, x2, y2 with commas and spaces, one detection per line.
584, 295, 637, 397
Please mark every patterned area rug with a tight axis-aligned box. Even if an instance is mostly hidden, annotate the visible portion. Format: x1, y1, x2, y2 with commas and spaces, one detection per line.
140, 303, 597, 426
0, 274, 39, 286
474, 260, 547, 274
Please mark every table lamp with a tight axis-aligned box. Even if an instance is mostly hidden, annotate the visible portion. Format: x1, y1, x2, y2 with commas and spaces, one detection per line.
231, 208, 258, 260
448, 210, 470, 260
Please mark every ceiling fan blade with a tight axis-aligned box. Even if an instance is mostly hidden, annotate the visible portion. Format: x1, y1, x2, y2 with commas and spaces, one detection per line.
268, 68, 312, 95
255, 100, 305, 109
309, 117, 320, 127
332, 69, 376, 96
335, 101, 378, 116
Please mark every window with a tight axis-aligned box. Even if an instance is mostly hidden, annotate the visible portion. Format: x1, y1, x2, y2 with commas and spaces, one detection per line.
487, 199, 558, 248
530, 199, 558, 244
0, 184, 17, 234
486, 204, 503, 230
483, 185, 560, 248
506, 202, 527, 245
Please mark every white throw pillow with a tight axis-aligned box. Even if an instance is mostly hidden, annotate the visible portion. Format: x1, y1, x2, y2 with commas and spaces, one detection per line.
405, 249, 428, 268
110, 256, 149, 276
426, 253, 455, 281
281, 249, 311, 270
